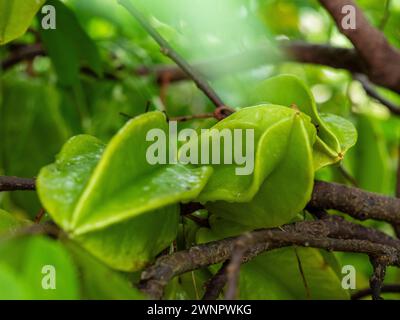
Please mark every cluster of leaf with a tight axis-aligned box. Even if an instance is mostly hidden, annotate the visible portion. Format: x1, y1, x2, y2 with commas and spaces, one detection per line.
0, 210, 144, 299
1, 0, 399, 300
28, 74, 354, 299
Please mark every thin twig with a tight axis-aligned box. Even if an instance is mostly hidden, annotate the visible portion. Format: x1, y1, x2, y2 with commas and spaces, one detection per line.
351, 284, 400, 300
34, 208, 45, 224
118, 0, 227, 110
3, 42, 365, 85
1, 43, 45, 70
224, 234, 252, 300
393, 144, 400, 237
202, 260, 230, 300
170, 113, 215, 122
0, 176, 36, 191
184, 214, 210, 228
3, 175, 400, 229
338, 164, 359, 187
159, 71, 171, 112
354, 73, 400, 115
369, 257, 388, 300
0, 222, 61, 243
294, 247, 311, 300
396, 144, 400, 199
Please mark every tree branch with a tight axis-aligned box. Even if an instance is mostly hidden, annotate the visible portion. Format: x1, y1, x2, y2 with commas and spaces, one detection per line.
6, 39, 400, 103
202, 260, 229, 300
283, 41, 363, 74
351, 284, 400, 300
3, 176, 400, 227
319, 0, 400, 93
309, 180, 400, 225
137, 42, 364, 84
139, 218, 400, 299
369, 257, 388, 300
1, 43, 45, 70
0, 176, 36, 191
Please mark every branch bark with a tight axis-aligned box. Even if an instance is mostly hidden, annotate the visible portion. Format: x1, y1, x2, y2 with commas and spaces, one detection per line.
1, 43, 45, 70
309, 180, 400, 225
202, 260, 229, 300
3, 176, 400, 227
351, 284, 400, 300
319, 0, 400, 93
369, 257, 388, 300
139, 217, 400, 299
0, 176, 36, 191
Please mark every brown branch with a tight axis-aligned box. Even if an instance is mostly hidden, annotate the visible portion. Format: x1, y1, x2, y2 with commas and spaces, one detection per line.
224, 234, 251, 300
218, 214, 400, 300
3, 176, 400, 228
351, 284, 400, 300
139, 218, 400, 299
354, 73, 400, 115
396, 143, 400, 199
309, 180, 400, 225
139, 42, 363, 84
1, 41, 361, 79
1, 43, 45, 70
34, 208, 45, 224
283, 41, 363, 74
394, 144, 400, 237
2, 173, 399, 300
319, 0, 400, 93
0, 176, 36, 191
169, 113, 215, 122
369, 257, 388, 300
6, 40, 400, 100
202, 260, 229, 300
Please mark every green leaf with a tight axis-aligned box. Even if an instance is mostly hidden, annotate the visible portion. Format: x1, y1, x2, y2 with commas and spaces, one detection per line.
38, 111, 212, 271
0, 264, 28, 299
0, 76, 70, 215
39, 0, 102, 86
65, 241, 145, 299
0, 209, 30, 235
238, 247, 349, 300
251, 75, 357, 170
345, 114, 390, 193
195, 105, 316, 229
0, 0, 45, 45
0, 236, 80, 299
196, 105, 299, 203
